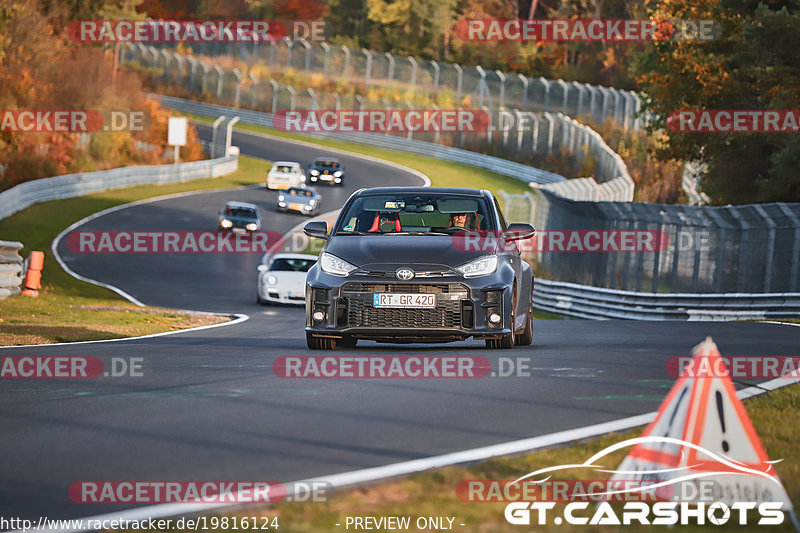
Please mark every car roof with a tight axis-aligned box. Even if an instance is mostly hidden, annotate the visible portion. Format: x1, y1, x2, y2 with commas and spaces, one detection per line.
353, 187, 486, 197
274, 161, 301, 166
225, 201, 258, 209
313, 157, 341, 162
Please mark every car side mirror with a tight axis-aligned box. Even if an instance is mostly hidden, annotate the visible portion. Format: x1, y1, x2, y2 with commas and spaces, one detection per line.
257, 265, 267, 273
505, 222, 536, 242
304, 221, 329, 240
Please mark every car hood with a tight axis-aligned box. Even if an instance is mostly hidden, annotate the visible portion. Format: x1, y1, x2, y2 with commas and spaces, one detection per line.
325, 234, 494, 270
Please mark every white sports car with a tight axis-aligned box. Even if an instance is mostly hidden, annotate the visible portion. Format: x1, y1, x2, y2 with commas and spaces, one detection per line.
257, 253, 318, 305
266, 161, 306, 190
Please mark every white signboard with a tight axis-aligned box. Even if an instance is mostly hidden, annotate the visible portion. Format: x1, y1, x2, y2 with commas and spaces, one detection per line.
168, 117, 187, 147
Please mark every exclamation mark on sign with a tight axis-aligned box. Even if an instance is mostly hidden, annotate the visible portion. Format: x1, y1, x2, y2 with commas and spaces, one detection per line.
715, 390, 729, 452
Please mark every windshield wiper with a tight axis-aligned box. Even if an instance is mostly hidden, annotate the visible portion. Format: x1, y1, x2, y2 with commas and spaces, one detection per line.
335, 230, 367, 235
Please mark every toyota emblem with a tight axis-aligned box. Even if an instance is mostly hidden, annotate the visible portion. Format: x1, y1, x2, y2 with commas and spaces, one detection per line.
396, 268, 415, 281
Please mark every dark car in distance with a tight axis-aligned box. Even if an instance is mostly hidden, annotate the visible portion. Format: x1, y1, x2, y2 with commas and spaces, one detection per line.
218, 201, 261, 232
308, 157, 345, 185
303, 187, 536, 350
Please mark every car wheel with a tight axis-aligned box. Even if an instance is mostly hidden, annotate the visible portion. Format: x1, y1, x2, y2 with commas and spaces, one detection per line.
257, 294, 270, 305
306, 332, 335, 350
516, 286, 534, 346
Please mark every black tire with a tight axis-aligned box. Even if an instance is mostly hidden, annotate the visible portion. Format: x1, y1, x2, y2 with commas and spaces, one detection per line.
516, 286, 534, 346
306, 332, 335, 350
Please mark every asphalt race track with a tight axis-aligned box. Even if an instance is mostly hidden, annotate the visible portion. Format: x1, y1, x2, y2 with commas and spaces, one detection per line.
2, 126, 800, 522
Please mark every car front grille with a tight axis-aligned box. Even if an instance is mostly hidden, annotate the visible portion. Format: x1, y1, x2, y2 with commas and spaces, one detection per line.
340, 283, 469, 329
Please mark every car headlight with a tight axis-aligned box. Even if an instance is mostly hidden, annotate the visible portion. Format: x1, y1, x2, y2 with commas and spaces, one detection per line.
333, 171, 342, 177
319, 252, 357, 277
310, 169, 319, 175
456, 255, 498, 278
267, 275, 278, 285
309, 199, 316, 206
246, 223, 258, 231
220, 219, 233, 228
278, 195, 284, 201
300, 175, 306, 182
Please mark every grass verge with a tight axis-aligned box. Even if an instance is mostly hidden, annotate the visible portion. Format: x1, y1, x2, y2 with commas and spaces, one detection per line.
0, 156, 266, 345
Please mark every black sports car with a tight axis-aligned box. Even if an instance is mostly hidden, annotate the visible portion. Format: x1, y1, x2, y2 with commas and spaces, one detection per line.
303, 187, 536, 349
308, 157, 345, 185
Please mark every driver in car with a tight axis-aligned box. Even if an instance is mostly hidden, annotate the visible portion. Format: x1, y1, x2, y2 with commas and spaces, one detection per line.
447, 212, 479, 231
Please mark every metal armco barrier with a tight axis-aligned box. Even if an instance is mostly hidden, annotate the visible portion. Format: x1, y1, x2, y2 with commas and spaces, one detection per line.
0, 155, 238, 222
0, 241, 24, 300
533, 279, 800, 320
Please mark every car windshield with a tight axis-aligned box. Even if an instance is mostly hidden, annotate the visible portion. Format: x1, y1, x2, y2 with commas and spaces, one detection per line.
269, 258, 316, 272
275, 165, 297, 173
336, 194, 493, 234
224, 207, 257, 218
287, 188, 305, 195
314, 160, 339, 168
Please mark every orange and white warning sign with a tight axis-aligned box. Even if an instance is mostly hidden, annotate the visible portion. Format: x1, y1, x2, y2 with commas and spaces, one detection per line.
611, 337, 794, 509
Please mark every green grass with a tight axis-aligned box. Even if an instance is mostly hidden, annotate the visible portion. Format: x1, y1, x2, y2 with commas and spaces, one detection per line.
0, 156, 266, 345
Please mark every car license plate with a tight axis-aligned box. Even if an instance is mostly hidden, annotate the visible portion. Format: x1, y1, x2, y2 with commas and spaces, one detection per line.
289, 203, 303, 210
373, 293, 436, 309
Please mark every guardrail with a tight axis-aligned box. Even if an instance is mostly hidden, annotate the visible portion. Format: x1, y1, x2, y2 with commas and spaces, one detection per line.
533, 278, 800, 320
0, 155, 238, 222
0, 241, 24, 300
151, 94, 635, 200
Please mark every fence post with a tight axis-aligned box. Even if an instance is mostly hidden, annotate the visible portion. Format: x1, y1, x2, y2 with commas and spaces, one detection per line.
408, 57, 417, 89
341, 45, 351, 78
386, 52, 395, 82
431, 103, 441, 144
496, 70, 506, 108
249, 72, 258, 108
284, 38, 294, 68
454, 63, 463, 103
573, 81, 585, 115
405, 101, 414, 139
287, 86, 297, 112
519, 74, 529, 109
362, 49, 372, 85
320, 42, 330, 77
307, 88, 318, 110
431, 60, 440, 90
299, 39, 311, 73
232, 68, 242, 106
269, 78, 279, 113
753, 205, 776, 293
539, 77, 551, 112
214, 65, 224, 99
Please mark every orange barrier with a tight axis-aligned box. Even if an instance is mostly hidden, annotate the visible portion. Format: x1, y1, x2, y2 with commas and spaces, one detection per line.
21, 251, 44, 297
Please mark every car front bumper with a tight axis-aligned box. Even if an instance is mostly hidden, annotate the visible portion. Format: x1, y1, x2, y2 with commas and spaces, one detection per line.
305, 271, 513, 342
